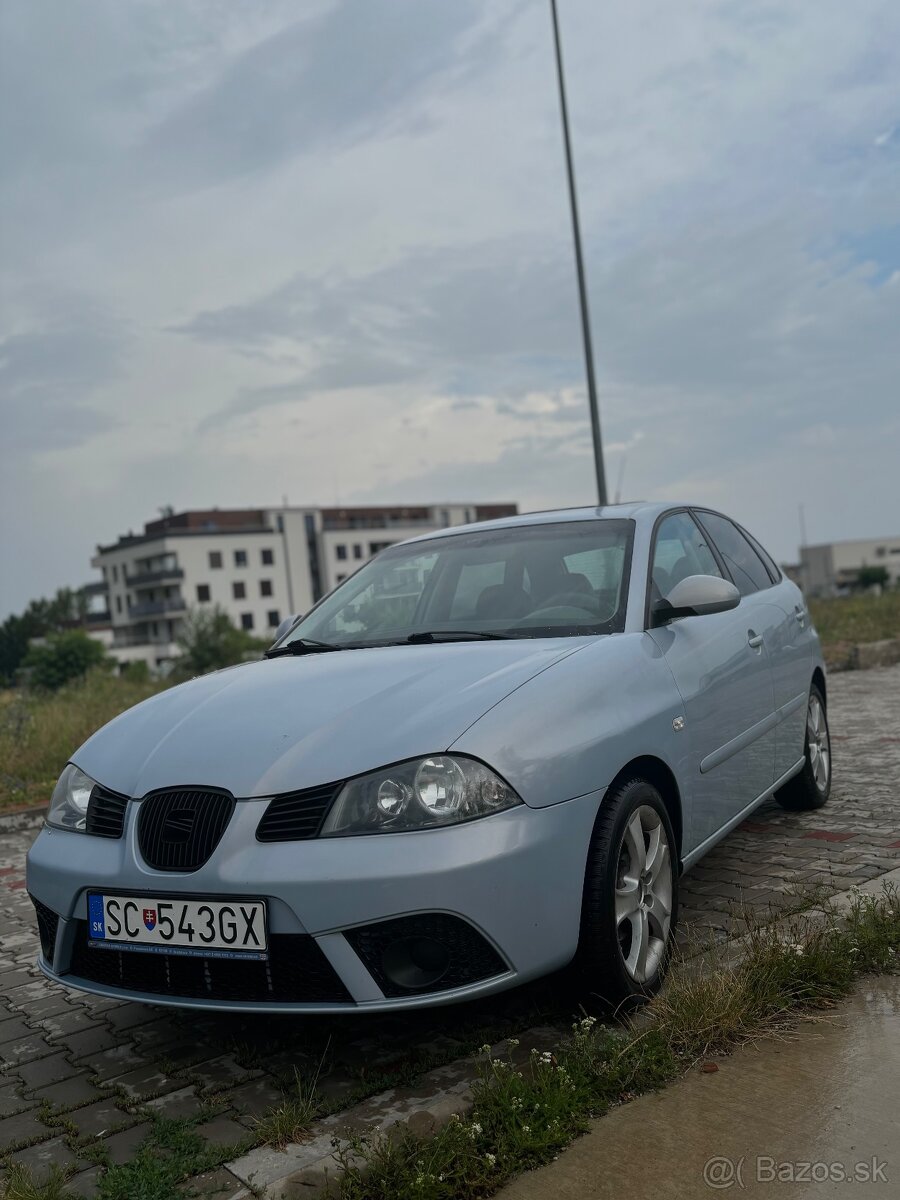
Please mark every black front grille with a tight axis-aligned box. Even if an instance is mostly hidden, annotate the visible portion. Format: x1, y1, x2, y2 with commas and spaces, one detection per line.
68, 922, 352, 1004
256, 782, 341, 842
138, 789, 235, 872
346, 913, 508, 997
30, 895, 59, 962
85, 786, 129, 839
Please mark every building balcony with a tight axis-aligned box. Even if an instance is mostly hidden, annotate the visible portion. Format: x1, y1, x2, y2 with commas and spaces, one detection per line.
81, 579, 109, 595
126, 567, 185, 588
128, 598, 187, 618
85, 611, 112, 625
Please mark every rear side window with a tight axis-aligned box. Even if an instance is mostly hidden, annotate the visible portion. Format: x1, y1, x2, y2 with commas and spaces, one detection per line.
740, 527, 781, 583
696, 512, 771, 596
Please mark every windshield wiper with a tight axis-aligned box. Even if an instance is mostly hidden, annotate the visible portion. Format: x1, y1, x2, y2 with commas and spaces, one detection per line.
403, 630, 512, 644
264, 637, 344, 658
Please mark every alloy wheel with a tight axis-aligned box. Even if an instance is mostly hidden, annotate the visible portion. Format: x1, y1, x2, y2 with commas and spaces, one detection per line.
614, 805, 673, 983
807, 692, 830, 793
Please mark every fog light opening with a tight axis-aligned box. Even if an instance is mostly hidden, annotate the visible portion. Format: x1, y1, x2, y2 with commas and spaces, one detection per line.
381, 936, 451, 990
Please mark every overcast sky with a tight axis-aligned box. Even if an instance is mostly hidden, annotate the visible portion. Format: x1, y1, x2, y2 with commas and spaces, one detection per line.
2, 0, 899, 617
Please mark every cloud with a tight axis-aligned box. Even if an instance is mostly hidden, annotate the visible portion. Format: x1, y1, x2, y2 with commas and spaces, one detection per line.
0, 291, 127, 454
2, 0, 900, 617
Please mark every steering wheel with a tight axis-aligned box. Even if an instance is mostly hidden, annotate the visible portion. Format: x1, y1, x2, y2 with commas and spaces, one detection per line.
535, 591, 602, 615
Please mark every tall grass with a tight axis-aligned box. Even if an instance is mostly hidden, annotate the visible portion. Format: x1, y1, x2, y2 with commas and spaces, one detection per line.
809, 590, 900, 648
0, 671, 167, 811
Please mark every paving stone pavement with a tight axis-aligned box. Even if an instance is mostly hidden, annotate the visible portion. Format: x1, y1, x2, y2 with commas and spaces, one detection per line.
0, 665, 897, 1196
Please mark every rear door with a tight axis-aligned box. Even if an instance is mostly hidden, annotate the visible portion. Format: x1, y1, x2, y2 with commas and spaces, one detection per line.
647, 510, 777, 854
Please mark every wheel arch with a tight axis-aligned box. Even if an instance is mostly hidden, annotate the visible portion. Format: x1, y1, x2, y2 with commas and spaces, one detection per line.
603, 755, 684, 863
812, 666, 827, 706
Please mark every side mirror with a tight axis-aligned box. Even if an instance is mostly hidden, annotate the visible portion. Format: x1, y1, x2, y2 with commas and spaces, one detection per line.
272, 614, 300, 644
653, 575, 740, 625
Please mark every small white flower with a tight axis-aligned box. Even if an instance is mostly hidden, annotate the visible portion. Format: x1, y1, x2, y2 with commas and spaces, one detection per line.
472, 1121, 482, 1135
507, 1037, 520, 1048
522, 1124, 531, 1133
480, 1043, 492, 1054
539, 1051, 553, 1065
484, 1153, 497, 1168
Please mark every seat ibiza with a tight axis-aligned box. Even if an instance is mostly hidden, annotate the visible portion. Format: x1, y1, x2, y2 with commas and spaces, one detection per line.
27, 503, 830, 1012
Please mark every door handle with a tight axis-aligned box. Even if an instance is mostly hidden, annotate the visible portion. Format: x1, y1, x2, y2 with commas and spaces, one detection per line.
747, 631, 764, 649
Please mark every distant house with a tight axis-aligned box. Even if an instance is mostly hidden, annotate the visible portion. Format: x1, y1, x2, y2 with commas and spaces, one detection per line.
799, 536, 900, 595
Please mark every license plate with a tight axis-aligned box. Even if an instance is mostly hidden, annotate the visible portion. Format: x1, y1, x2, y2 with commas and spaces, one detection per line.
87, 894, 267, 960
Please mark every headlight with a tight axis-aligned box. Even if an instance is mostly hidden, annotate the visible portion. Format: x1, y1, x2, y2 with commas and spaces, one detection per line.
47, 764, 97, 832
319, 756, 521, 836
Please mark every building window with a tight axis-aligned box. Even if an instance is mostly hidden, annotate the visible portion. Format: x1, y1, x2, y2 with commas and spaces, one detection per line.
241, 612, 254, 631
336, 573, 347, 582
234, 549, 247, 567
353, 543, 363, 559
260, 579, 273, 597
876, 546, 886, 557
115, 595, 122, 614
209, 551, 223, 569
261, 548, 274, 565
267, 609, 280, 627
336, 544, 348, 561
112, 564, 119, 582
232, 581, 246, 600
196, 584, 210, 603
370, 541, 392, 555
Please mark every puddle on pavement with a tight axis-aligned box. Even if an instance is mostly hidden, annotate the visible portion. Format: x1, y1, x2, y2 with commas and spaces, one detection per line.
501, 976, 900, 1199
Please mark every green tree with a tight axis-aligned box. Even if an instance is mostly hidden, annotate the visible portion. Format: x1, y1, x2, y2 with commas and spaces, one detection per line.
23, 630, 110, 691
0, 586, 94, 684
174, 606, 266, 678
856, 566, 890, 590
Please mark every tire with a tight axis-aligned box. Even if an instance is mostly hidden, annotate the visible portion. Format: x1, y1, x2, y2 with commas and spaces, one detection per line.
775, 683, 831, 812
573, 777, 678, 1012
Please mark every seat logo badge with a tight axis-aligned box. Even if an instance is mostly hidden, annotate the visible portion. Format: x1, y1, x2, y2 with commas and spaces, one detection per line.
673, 715, 685, 732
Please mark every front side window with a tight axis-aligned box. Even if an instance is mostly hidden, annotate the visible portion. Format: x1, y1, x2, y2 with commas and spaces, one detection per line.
283, 521, 633, 648
696, 512, 771, 597
651, 512, 722, 605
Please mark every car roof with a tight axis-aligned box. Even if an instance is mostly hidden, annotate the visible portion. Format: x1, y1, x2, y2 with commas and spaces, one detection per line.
399, 501, 693, 546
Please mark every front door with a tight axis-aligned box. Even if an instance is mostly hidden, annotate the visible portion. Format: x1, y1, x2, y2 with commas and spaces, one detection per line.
647, 511, 777, 854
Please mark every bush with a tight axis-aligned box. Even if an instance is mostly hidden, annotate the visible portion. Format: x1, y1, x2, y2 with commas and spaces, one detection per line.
23, 631, 110, 691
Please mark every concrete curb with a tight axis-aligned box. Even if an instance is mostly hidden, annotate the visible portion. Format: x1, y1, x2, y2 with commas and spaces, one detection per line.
226, 868, 900, 1199
225, 1029, 561, 1200
827, 636, 900, 672
0, 805, 45, 834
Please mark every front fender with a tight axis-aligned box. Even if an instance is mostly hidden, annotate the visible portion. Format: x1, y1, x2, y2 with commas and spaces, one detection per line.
450, 632, 689, 809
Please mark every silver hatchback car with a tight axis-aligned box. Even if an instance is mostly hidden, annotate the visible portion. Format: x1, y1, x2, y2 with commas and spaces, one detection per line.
27, 503, 829, 1013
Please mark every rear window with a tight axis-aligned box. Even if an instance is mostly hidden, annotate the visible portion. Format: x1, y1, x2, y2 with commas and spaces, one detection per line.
695, 512, 772, 596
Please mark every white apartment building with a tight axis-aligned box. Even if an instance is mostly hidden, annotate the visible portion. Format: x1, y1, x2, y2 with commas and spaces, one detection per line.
800, 535, 900, 595
88, 503, 517, 671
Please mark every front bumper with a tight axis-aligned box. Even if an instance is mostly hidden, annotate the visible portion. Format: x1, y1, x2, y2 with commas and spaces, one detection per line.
26, 790, 602, 1012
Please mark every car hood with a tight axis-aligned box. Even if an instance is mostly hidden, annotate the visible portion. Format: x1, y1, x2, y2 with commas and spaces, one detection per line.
74, 640, 589, 798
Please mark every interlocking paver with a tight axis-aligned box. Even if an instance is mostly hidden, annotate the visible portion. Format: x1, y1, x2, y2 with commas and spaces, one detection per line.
64, 1099, 137, 1139
0, 663, 896, 1188
0, 1107, 51, 1151
8, 1133, 79, 1174
32, 1074, 105, 1110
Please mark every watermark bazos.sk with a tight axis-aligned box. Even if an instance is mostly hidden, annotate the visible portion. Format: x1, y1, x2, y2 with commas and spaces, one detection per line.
703, 1155, 889, 1189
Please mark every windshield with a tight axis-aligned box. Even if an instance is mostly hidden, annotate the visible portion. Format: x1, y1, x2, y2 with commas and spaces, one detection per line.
280, 520, 634, 648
